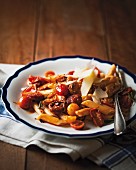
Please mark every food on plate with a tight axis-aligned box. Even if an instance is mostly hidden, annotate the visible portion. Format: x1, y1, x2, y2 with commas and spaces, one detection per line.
18, 62, 134, 130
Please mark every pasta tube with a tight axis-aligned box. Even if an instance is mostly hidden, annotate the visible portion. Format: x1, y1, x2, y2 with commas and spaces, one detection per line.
82, 100, 115, 115
36, 114, 68, 126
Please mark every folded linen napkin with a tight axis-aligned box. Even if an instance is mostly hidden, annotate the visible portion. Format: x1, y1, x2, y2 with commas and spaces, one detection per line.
0, 64, 136, 170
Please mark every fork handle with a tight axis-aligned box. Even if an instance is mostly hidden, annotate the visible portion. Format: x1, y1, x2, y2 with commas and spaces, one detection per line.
114, 94, 126, 135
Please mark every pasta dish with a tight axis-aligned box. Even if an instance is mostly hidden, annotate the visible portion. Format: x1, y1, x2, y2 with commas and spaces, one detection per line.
18, 62, 133, 130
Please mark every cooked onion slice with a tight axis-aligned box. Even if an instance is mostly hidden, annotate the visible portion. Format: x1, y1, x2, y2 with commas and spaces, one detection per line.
81, 70, 97, 96
92, 87, 108, 103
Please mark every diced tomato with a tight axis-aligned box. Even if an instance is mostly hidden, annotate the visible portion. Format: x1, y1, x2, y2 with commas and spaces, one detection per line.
67, 70, 75, 75
18, 96, 34, 111
45, 70, 55, 77
56, 84, 69, 96
27, 75, 47, 87
70, 120, 84, 130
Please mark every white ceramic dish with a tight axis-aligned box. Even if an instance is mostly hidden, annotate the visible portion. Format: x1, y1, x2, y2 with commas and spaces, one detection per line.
2, 56, 136, 138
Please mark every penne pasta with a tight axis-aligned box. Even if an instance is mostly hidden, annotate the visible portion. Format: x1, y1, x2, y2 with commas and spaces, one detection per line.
36, 114, 68, 126
60, 114, 77, 123
75, 108, 91, 117
39, 89, 54, 97
33, 103, 44, 115
106, 64, 116, 76
82, 100, 115, 115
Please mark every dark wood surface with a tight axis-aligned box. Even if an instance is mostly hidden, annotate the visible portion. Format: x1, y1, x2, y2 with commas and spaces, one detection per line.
0, 0, 136, 170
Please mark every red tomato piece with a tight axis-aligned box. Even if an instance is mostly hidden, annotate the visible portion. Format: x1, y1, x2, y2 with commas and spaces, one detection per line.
27, 75, 47, 87
70, 120, 84, 130
56, 84, 69, 96
18, 96, 34, 111
67, 70, 75, 75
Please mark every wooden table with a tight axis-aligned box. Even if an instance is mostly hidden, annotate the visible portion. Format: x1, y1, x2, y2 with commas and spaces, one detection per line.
0, 0, 136, 170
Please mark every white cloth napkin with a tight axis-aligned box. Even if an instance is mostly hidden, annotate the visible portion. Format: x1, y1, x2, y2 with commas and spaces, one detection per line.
0, 63, 106, 160
0, 63, 136, 170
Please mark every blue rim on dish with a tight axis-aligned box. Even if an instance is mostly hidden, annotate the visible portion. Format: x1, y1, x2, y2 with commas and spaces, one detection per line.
2, 55, 136, 138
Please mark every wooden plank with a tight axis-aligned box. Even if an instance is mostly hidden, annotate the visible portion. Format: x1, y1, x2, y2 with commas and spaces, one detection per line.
45, 152, 108, 170
0, 0, 38, 64
35, 0, 108, 60
125, 0, 136, 31
0, 1, 38, 170
102, 0, 136, 73
26, 146, 108, 170
0, 141, 26, 170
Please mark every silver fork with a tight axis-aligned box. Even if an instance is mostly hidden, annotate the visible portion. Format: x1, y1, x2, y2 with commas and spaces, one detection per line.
114, 66, 126, 135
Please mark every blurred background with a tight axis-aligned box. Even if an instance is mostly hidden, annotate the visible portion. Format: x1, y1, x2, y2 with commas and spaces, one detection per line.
0, 0, 136, 73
